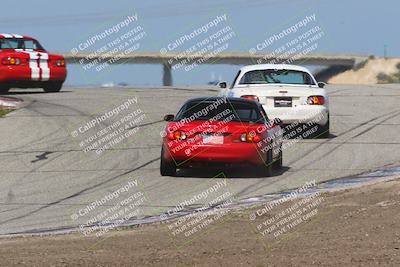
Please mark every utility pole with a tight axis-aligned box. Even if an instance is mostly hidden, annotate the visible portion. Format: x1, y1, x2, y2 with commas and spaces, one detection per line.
384, 44, 387, 59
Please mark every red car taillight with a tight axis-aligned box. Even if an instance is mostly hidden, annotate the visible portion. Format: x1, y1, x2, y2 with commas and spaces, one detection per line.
240, 132, 262, 143
307, 96, 325, 105
2, 56, 21, 65
167, 131, 187, 141
53, 59, 65, 67
240, 95, 259, 102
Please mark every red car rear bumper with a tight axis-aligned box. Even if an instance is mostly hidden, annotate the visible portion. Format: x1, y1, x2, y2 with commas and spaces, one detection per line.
0, 65, 67, 83
163, 141, 267, 167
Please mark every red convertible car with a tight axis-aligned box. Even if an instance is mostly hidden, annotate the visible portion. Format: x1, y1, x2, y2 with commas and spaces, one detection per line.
160, 97, 283, 176
0, 33, 67, 93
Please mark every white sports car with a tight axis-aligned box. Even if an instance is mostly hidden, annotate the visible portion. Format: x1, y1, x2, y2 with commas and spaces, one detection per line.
219, 64, 329, 138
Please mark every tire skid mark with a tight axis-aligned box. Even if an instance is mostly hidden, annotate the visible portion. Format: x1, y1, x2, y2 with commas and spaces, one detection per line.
2, 96, 163, 221
230, 109, 400, 198
0, 157, 159, 226
287, 109, 400, 166
2, 97, 127, 219
0, 145, 161, 154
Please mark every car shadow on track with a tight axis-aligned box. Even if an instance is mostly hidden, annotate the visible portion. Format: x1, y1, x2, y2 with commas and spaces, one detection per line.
1, 90, 72, 95
324, 133, 337, 139
174, 166, 290, 179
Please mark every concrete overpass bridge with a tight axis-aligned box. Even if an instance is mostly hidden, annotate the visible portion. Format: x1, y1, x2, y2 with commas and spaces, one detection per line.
63, 52, 367, 86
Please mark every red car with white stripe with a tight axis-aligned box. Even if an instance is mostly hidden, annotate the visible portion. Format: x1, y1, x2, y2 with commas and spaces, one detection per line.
0, 34, 67, 93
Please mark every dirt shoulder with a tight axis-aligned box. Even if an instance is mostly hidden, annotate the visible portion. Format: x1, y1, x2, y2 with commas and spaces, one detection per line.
1, 179, 400, 267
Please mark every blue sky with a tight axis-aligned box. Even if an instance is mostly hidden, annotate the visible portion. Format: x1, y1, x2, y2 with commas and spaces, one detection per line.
0, 0, 397, 86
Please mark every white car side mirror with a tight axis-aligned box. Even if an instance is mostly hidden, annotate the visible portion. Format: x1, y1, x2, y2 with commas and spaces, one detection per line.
218, 81, 227, 89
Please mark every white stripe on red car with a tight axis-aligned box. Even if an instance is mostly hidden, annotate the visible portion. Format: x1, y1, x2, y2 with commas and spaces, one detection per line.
0, 33, 13, 38
16, 50, 51, 81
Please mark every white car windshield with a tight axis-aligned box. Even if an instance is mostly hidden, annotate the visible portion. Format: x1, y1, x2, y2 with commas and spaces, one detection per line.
239, 69, 315, 85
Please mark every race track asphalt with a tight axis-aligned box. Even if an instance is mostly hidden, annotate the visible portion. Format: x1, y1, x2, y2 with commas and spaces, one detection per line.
0, 84, 399, 235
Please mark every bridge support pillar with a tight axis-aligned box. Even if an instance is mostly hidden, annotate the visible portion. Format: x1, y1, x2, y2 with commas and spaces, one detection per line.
163, 63, 172, 86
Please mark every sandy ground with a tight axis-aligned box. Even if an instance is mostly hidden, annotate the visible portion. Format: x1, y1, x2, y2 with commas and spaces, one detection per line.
328, 58, 400, 84
1, 178, 400, 267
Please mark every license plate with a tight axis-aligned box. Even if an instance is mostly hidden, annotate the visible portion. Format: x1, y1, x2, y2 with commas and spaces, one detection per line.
274, 97, 292, 107
203, 134, 224, 144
